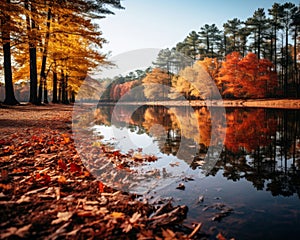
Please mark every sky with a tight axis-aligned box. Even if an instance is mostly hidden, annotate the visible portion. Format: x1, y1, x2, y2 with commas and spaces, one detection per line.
100, 0, 299, 56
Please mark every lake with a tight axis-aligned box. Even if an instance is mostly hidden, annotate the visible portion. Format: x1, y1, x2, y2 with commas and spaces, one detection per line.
91, 104, 300, 239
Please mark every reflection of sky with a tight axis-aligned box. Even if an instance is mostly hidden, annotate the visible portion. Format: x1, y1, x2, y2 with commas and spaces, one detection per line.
94, 125, 158, 153
93, 124, 192, 178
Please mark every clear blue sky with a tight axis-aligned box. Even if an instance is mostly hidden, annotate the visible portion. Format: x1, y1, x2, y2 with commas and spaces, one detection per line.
100, 0, 299, 56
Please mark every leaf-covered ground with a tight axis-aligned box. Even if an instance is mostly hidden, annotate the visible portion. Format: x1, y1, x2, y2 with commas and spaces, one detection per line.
0, 104, 224, 240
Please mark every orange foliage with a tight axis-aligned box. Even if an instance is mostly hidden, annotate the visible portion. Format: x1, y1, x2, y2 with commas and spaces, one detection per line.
198, 57, 221, 81
142, 68, 171, 100
110, 80, 139, 101
225, 109, 277, 153
218, 52, 278, 98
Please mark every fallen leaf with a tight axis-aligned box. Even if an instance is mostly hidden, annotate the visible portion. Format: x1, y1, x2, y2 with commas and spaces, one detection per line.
16, 195, 31, 204
217, 233, 227, 240
58, 159, 67, 171
70, 163, 81, 173
0, 183, 11, 190
15, 224, 32, 237
110, 212, 125, 219
176, 183, 185, 190
162, 228, 176, 240
129, 212, 141, 224
169, 162, 180, 167
62, 134, 70, 144
1, 169, 9, 181
1, 224, 32, 238
98, 181, 104, 193
51, 212, 73, 225
58, 176, 66, 184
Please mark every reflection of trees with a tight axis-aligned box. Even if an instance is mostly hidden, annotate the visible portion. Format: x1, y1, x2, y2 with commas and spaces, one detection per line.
225, 108, 277, 153
142, 106, 188, 158
94, 106, 113, 126
94, 104, 300, 198
217, 109, 300, 198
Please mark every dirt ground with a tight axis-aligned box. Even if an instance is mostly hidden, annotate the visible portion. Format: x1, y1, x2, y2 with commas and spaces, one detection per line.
0, 104, 215, 240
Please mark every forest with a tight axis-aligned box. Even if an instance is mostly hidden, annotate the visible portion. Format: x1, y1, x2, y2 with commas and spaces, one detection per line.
0, 0, 123, 105
102, 2, 300, 102
1, 1, 299, 104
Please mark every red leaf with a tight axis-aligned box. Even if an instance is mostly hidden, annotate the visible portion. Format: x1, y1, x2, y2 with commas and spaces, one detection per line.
58, 159, 67, 171
70, 163, 81, 173
113, 150, 121, 158
42, 173, 51, 183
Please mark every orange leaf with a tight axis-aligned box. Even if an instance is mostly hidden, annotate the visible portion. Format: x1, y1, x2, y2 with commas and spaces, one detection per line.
217, 233, 227, 240
110, 212, 125, 219
98, 181, 104, 193
62, 134, 70, 144
58, 176, 66, 184
0, 183, 12, 190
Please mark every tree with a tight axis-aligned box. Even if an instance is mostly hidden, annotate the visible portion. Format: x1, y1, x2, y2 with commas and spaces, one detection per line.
169, 60, 218, 100
223, 18, 242, 53
218, 52, 278, 98
280, 2, 297, 97
268, 3, 284, 67
176, 31, 201, 61
154, 48, 193, 73
246, 8, 268, 59
199, 24, 222, 58
291, 6, 299, 97
142, 68, 171, 100
24, 0, 39, 104
0, 0, 19, 105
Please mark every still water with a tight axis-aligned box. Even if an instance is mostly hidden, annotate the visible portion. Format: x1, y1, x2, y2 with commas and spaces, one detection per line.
93, 105, 300, 239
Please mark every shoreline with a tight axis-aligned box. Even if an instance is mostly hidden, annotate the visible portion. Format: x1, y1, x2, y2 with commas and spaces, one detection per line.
92, 99, 300, 109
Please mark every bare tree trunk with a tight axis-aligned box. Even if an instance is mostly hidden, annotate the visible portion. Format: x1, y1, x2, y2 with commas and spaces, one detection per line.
1, 0, 19, 105
25, 0, 38, 104
52, 67, 58, 103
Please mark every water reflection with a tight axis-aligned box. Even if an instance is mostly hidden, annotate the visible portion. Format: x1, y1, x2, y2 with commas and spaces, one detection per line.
94, 105, 300, 198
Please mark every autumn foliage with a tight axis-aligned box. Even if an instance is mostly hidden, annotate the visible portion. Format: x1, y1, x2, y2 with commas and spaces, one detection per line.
217, 52, 278, 98
109, 80, 139, 101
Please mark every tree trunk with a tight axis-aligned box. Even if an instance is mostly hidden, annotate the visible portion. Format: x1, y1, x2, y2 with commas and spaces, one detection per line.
274, 23, 277, 69
284, 27, 289, 97
38, 7, 52, 104
224, 34, 227, 57
43, 79, 48, 103
52, 69, 58, 103
62, 73, 69, 104
1, 0, 19, 105
59, 70, 64, 103
257, 26, 261, 59
25, 0, 38, 104
294, 26, 298, 97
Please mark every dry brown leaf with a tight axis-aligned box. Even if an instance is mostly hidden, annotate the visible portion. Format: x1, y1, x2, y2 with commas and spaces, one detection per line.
129, 212, 141, 224
162, 228, 177, 240
51, 212, 73, 225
